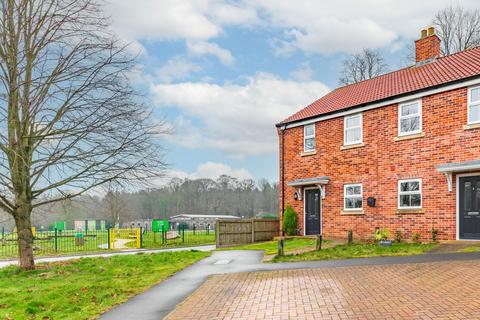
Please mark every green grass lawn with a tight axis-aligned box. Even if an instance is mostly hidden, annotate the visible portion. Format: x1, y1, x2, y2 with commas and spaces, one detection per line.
458, 246, 480, 253
272, 242, 438, 262
0, 250, 209, 320
218, 237, 319, 255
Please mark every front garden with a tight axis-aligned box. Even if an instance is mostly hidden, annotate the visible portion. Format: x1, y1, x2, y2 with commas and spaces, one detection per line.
0, 250, 209, 320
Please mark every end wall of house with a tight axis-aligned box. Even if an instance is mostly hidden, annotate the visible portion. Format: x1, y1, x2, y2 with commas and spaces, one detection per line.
279, 87, 480, 241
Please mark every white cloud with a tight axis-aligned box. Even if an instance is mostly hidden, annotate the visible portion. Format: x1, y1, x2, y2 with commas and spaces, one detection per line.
187, 41, 235, 66
151, 72, 329, 158
156, 56, 202, 83
107, 0, 220, 42
250, 0, 480, 55
290, 62, 313, 81
107, 0, 259, 41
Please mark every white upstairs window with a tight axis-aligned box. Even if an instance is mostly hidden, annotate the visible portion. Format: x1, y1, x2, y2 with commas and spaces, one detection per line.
398, 100, 422, 136
344, 113, 362, 145
468, 86, 480, 125
304, 124, 315, 152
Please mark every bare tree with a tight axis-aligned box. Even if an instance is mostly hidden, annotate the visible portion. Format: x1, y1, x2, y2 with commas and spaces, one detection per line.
339, 49, 389, 85
0, 0, 166, 269
403, 5, 480, 66
434, 5, 480, 56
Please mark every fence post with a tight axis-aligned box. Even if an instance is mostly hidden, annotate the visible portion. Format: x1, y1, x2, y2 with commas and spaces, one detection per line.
162, 225, 165, 244
193, 224, 196, 235
215, 222, 220, 247
251, 219, 255, 244
182, 225, 185, 243
140, 227, 143, 248
107, 226, 111, 249
206, 224, 210, 235
54, 228, 58, 252
316, 234, 322, 251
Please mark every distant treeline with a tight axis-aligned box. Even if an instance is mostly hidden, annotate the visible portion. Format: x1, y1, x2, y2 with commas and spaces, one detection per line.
0, 175, 279, 230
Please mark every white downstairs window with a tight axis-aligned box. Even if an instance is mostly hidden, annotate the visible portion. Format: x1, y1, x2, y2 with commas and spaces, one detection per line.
304, 124, 315, 152
344, 184, 363, 210
398, 100, 422, 136
344, 113, 362, 146
398, 179, 422, 209
468, 86, 480, 125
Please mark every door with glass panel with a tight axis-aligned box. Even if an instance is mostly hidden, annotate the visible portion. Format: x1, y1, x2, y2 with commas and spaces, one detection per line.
459, 176, 480, 239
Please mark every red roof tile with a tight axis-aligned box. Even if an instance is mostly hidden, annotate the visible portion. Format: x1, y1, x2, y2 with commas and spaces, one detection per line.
279, 47, 480, 125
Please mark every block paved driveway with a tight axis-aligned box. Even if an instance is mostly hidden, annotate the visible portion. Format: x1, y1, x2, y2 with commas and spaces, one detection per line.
166, 259, 480, 320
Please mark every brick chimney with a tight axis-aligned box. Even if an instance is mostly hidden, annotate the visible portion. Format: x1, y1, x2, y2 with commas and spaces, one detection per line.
415, 27, 441, 64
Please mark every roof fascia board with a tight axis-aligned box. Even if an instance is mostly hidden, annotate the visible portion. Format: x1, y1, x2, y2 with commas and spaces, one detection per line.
282, 76, 480, 129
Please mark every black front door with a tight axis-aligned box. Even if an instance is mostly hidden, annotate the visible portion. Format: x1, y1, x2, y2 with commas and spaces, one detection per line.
305, 189, 321, 235
460, 176, 480, 239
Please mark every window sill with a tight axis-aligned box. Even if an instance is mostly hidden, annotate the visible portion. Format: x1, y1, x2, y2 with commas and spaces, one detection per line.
341, 210, 365, 215
464, 123, 480, 130
340, 143, 365, 150
300, 150, 317, 157
396, 208, 424, 215
394, 132, 425, 142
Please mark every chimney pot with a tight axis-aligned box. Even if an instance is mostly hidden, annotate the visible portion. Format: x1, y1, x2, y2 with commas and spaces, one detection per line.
427, 26, 435, 36
421, 29, 427, 38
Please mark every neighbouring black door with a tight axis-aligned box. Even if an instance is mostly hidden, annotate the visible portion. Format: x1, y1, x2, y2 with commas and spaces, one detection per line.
460, 176, 480, 239
305, 189, 321, 235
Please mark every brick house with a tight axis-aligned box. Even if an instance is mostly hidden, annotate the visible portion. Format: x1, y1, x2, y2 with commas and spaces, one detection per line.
276, 27, 480, 241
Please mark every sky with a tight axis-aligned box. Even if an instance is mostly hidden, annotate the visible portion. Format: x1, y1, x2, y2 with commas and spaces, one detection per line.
104, 0, 478, 183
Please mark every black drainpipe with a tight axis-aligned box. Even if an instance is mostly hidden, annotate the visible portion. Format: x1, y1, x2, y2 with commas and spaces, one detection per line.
281, 124, 287, 237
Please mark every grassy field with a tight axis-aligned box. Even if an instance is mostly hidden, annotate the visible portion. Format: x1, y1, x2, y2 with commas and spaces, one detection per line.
272, 242, 438, 262
218, 237, 319, 255
0, 250, 209, 320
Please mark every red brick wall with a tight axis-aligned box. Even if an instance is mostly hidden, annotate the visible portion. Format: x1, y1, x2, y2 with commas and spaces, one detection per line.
279, 87, 480, 241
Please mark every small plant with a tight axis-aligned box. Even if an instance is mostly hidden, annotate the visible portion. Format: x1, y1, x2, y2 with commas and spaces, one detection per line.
283, 204, 298, 236
374, 228, 390, 241
395, 230, 403, 243
431, 228, 439, 242
412, 232, 421, 243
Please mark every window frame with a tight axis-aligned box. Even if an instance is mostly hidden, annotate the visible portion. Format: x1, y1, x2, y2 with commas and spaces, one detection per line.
398, 178, 422, 209
344, 183, 363, 211
468, 86, 480, 125
398, 99, 422, 136
343, 113, 363, 146
303, 124, 316, 152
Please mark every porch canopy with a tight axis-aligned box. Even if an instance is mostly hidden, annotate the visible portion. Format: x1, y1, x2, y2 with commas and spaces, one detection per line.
287, 176, 330, 199
436, 159, 480, 192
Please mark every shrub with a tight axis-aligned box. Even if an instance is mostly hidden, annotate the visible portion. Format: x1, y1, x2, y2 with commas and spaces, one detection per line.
283, 204, 298, 236
412, 232, 421, 243
431, 228, 439, 242
374, 228, 390, 241
395, 230, 403, 243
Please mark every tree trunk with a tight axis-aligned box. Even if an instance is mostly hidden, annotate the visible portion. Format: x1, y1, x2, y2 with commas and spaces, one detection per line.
14, 203, 34, 270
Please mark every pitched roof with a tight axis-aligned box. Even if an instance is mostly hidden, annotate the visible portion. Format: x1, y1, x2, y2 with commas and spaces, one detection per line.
279, 47, 480, 125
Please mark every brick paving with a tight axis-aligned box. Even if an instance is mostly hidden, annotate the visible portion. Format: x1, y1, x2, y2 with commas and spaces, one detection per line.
166, 260, 480, 320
